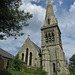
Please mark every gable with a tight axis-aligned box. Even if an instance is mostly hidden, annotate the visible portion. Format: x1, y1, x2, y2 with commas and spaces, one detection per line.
18, 37, 41, 54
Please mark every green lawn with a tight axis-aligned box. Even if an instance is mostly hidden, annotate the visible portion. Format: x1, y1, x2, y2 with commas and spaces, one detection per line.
9, 70, 39, 75
8, 69, 74, 75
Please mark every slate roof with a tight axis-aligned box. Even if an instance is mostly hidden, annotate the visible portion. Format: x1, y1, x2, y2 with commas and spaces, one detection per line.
0, 48, 14, 59
32, 41, 41, 54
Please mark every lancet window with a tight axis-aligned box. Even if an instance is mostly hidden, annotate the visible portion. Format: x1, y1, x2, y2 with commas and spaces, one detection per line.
25, 48, 28, 64
53, 63, 56, 73
45, 34, 48, 43
22, 53, 24, 61
52, 33, 55, 42
48, 19, 50, 24
29, 52, 32, 66
48, 33, 51, 42
45, 32, 55, 43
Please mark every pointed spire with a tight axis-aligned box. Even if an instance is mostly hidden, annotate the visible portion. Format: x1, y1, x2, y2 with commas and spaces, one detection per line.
44, 0, 57, 26
47, 0, 52, 6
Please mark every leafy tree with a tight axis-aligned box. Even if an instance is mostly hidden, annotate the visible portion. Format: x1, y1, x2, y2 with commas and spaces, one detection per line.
69, 54, 75, 68
0, 0, 32, 40
10, 54, 22, 70
69, 54, 75, 74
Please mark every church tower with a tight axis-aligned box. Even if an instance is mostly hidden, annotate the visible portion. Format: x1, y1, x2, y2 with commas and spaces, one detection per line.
41, 0, 69, 75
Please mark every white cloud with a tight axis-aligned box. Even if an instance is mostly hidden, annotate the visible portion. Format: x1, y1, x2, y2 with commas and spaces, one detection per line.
59, 0, 63, 6
53, 5, 58, 13
0, 0, 75, 62
69, 1, 75, 13
57, 1, 75, 61
51, 0, 54, 3
0, 0, 46, 56
19, 0, 46, 48
22, 0, 41, 3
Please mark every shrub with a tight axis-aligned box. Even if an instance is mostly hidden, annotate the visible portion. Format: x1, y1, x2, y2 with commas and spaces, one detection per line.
22, 65, 47, 75
0, 69, 12, 75
35, 67, 47, 75
10, 54, 22, 71
22, 65, 35, 73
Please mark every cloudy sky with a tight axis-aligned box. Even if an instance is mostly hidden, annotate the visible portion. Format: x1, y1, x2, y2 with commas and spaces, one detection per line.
0, 0, 75, 61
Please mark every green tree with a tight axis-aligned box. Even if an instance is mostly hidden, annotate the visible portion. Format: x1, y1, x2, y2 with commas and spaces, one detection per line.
0, 0, 32, 40
10, 54, 22, 70
69, 54, 75, 74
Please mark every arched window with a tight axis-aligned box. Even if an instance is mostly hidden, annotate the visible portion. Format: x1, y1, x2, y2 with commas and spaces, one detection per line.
45, 34, 48, 43
29, 52, 32, 66
52, 33, 55, 42
22, 53, 24, 61
25, 48, 28, 64
49, 33, 51, 42
53, 63, 56, 73
48, 19, 50, 24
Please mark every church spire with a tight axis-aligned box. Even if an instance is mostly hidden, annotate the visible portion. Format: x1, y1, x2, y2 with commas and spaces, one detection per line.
44, 0, 57, 26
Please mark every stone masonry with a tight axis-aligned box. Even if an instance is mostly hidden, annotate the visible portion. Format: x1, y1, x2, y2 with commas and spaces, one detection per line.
18, 0, 69, 75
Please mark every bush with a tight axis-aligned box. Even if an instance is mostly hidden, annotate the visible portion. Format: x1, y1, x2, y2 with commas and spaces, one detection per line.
69, 66, 75, 75
22, 65, 36, 73
10, 54, 22, 71
22, 65, 47, 75
0, 69, 12, 75
34, 67, 47, 75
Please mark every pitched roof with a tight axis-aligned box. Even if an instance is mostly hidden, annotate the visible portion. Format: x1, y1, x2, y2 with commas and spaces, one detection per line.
25, 36, 41, 54
0, 48, 14, 59
32, 41, 41, 54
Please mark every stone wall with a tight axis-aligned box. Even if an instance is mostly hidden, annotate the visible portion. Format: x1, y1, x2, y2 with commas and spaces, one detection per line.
0, 57, 8, 69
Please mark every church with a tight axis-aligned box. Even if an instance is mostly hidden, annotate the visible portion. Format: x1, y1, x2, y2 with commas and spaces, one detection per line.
18, 0, 69, 75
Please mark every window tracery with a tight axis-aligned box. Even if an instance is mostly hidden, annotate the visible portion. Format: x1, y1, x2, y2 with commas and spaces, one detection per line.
45, 32, 55, 43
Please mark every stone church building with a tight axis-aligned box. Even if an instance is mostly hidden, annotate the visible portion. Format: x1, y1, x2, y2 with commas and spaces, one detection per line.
18, 0, 69, 75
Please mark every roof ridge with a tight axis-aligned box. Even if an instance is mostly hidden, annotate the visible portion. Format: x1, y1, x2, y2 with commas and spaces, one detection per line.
0, 48, 14, 59
32, 41, 40, 49
0, 48, 14, 56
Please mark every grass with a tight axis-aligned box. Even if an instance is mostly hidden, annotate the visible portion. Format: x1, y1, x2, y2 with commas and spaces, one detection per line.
9, 70, 74, 75
9, 70, 39, 75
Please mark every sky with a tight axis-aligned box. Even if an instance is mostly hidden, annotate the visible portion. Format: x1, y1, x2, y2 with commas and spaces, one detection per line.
0, 0, 75, 61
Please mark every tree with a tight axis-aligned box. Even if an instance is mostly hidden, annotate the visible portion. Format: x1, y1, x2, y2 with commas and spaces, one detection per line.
69, 54, 75, 74
10, 54, 22, 70
0, 0, 32, 40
